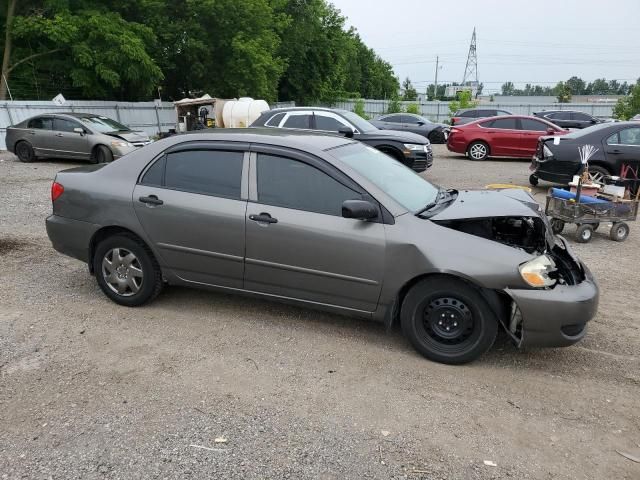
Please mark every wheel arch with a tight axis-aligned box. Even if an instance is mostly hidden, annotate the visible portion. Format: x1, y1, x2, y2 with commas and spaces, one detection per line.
586, 160, 613, 175
375, 144, 405, 162
384, 272, 510, 331
88, 225, 155, 274
467, 139, 491, 155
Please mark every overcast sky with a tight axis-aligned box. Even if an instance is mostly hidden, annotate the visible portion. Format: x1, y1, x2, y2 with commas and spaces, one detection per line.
330, 0, 640, 94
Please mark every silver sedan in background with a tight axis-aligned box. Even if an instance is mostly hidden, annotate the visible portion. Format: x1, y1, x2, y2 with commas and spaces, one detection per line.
5, 112, 152, 163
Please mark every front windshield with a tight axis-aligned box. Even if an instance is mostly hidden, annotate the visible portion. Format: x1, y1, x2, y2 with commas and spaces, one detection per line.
562, 122, 612, 139
341, 111, 378, 133
80, 116, 130, 133
331, 143, 439, 211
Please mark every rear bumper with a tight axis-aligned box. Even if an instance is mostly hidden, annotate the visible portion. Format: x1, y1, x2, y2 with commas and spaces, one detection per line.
531, 157, 579, 184
446, 137, 466, 154
46, 215, 100, 263
506, 263, 598, 348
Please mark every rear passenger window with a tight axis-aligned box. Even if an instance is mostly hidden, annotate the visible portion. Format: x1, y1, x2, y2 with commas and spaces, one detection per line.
141, 156, 166, 186
520, 119, 549, 131
256, 154, 361, 216
282, 114, 311, 129
488, 118, 518, 130
460, 111, 476, 118
265, 112, 286, 127
164, 150, 243, 199
28, 117, 53, 129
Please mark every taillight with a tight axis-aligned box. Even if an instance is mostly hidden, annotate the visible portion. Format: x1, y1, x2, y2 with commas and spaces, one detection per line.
51, 182, 64, 202
450, 128, 461, 134
451, 117, 460, 125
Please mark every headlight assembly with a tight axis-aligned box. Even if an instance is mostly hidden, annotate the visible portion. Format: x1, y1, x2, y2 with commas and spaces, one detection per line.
111, 141, 133, 148
403, 143, 424, 151
519, 255, 557, 288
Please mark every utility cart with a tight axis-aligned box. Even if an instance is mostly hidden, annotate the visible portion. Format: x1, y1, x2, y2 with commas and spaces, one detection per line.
545, 188, 639, 243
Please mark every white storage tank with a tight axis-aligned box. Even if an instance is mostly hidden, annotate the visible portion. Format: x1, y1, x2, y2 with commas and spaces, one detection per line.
222, 98, 269, 128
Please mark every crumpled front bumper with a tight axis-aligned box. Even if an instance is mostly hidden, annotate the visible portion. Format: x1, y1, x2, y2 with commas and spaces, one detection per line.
505, 255, 599, 348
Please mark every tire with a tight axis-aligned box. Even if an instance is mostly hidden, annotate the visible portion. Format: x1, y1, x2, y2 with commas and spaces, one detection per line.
529, 174, 539, 186
467, 141, 489, 161
575, 224, 594, 243
93, 234, 163, 306
550, 218, 565, 235
93, 145, 114, 164
587, 165, 609, 184
400, 276, 498, 365
15, 141, 36, 163
609, 222, 629, 242
428, 130, 445, 144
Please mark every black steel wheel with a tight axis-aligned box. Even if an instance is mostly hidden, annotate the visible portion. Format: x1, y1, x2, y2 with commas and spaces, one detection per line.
550, 218, 565, 235
576, 224, 594, 243
92, 145, 114, 164
428, 130, 446, 144
609, 222, 629, 242
15, 141, 36, 162
529, 174, 539, 186
401, 276, 498, 364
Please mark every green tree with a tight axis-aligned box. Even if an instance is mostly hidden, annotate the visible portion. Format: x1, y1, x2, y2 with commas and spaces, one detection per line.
448, 89, 478, 116
402, 77, 417, 101
386, 94, 402, 114
565, 76, 586, 95
501, 81, 515, 96
555, 82, 572, 103
405, 103, 419, 114
613, 80, 640, 120
352, 97, 368, 119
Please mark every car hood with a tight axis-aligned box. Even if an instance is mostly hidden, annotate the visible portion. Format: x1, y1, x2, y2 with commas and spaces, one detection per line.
357, 129, 429, 144
431, 189, 543, 221
107, 131, 151, 143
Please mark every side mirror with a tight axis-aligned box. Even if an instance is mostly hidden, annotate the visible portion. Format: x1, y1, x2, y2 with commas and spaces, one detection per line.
342, 200, 377, 220
73, 127, 85, 135
546, 128, 556, 135
338, 126, 354, 138
591, 119, 598, 124
417, 121, 425, 126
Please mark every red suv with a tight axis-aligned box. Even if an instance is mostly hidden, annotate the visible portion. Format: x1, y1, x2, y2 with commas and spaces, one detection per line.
447, 115, 568, 161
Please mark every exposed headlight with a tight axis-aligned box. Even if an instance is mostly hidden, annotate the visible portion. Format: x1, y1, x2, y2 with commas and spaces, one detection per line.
519, 255, 557, 288
543, 145, 553, 158
403, 143, 425, 151
111, 140, 134, 148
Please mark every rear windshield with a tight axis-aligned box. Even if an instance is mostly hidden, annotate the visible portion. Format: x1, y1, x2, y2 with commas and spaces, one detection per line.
562, 123, 613, 139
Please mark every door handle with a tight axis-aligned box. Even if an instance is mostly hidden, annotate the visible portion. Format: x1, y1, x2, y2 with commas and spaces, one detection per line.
139, 195, 164, 206
249, 212, 278, 224
28, 130, 36, 135
55, 133, 64, 137
609, 149, 622, 155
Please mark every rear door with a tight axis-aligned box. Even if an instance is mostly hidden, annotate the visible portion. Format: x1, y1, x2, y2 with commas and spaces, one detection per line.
279, 111, 313, 131
133, 143, 248, 288
482, 117, 520, 156
604, 127, 640, 174
51, 117, 90, 160
518, 118, 552, 156
572, 112, 595, 129
26, 116, 55, 156
312, 111, 354, 133
243, 147, 386, 312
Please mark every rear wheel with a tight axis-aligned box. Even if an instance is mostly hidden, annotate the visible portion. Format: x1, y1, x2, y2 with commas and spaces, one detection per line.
576, 224, 594, 243
467, 141, 489, 161
428, 130, 446, 144
529, 174, 539, 186
401, 277, 498, 364
550, 218, 565, 234
93, 234, 163, 306
15, 141, 36, 162
588, 165, 609, 184
610, 222, 629, 242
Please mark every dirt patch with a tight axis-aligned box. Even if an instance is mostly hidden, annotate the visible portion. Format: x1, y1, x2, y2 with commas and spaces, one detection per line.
0, 237, 29, 254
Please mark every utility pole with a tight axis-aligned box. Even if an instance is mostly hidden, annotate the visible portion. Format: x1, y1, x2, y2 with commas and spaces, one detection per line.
434, 56, 439, 100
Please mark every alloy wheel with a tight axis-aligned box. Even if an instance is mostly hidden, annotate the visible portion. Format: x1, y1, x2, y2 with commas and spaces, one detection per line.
101, 247, 144, 296
469, 143, 487, 160
588, 170, 605, 184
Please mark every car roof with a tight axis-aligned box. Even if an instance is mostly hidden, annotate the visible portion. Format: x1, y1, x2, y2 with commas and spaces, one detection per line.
461, 114, 559, 126
263, 107, 351, 115
179, 127, 356, 151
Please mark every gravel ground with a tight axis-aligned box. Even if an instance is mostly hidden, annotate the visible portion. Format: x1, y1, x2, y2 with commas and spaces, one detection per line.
0, 146, 639, 480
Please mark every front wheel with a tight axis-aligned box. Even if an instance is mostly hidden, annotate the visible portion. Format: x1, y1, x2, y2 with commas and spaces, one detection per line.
610, 222, 629, 242
467, 141, 489, 161
93, 145, 114, 164
401, 277, 498, 364
93, 234, 163, 306
576, 224, 594, 243
550, 218, 565, 234
529, 174, 539, 186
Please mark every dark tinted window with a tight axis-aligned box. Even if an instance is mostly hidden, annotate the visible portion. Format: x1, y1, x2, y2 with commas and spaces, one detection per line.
482, 110, 497, 117
382, 114, 403, 123
520, 118, 550, 132
572, 112, 592, 121
54, 118, 82, 132
315, 115, 346, 132
619, 128, 640, 145
403, 115, 421, 124
460, 110, 477, 118
141, 156, 166, 186
28, 117, 53, 129
487, 118, 518, 130
264, 112, 286, 127
164, 150, 243, 199
256, 154, 360, 216
496, 110, 511, 116
549, 112, 571, 120
282, 114, 311, 129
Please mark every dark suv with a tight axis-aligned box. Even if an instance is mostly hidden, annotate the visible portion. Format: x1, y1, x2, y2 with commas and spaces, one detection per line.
250, 107, 433, 172
533, 110, 604, 129
451, 108, 512, 126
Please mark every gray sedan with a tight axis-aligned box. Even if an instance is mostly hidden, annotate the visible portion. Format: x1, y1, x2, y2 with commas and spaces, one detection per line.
6, 113, 152, 163
45, 129, 598, 364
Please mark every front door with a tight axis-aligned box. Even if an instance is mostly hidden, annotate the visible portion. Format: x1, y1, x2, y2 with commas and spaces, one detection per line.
133, 144, 248, 288
484, 117, 520, 156
518, 118, 553, 157
51, 117, 90, 160
604, 127, 640, 175
244, 149, 386, 313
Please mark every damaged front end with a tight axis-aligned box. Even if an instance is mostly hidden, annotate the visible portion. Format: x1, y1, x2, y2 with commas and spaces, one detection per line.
430, 189, 596, 348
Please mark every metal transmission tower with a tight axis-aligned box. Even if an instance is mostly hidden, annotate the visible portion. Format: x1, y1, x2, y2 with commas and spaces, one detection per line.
462, 28, 479, 87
